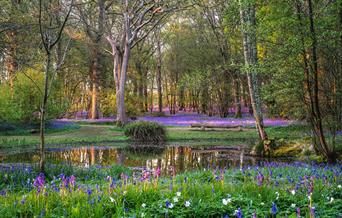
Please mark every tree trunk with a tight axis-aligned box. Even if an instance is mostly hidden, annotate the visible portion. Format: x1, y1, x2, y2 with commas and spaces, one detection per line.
239, 0, 268, 143
338, 4, 342, 130
138, 70, 145, 112
116, 42, 130, 124
39, 52, 51, 172
234, 76, 242, 118
89, 50, 100, 119
157, 36, 163, 113
144, 71, 148, 112
307, 0, 335, 162
150, 72, 155, 113
5, 30, 18, 93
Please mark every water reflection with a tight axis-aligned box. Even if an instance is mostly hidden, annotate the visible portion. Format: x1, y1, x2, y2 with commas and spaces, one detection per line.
0, 145, 268, 175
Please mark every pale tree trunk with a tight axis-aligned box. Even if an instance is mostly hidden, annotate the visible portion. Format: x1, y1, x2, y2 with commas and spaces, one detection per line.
117, 42, 130, 124
239, 0, 268, 143
107, 35, 130, 124
106, 0, 175, 123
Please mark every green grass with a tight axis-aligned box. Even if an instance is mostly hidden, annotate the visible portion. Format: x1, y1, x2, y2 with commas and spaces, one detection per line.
0, 123, 340, 155
0, 123, 80, 136
0, 125, 127, 149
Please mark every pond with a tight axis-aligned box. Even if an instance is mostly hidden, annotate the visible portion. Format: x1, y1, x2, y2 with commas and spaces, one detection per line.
0, 145, 291, 175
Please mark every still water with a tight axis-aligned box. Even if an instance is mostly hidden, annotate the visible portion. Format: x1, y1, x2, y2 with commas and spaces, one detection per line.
0, 145, 281, 174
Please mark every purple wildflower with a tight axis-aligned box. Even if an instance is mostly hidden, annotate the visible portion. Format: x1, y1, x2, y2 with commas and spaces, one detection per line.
33, 173, 45, 193
0, 190, 6, 196
69, 175, 76, 187
271, 202, 277, 215
86, 188, 92, 196
141, 170, 150, 181
166, 200, 171, 208
296, 207, 300, 217
154, 167, 161, 178
20, 197, 26, 205
257, 171, 264, 186
236, 208, 242, 218
310, 207, 315, 217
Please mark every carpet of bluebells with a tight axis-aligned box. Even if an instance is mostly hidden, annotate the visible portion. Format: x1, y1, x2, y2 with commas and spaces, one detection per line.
137, 114, 295, 127
57, 113, 295, 127
0, 162, 341, 217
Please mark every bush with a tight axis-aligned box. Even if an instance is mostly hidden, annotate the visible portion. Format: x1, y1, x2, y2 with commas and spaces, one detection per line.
124, 121, 166, 143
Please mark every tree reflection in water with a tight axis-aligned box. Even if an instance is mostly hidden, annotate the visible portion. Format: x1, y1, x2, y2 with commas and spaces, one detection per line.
2, 145, 278, 175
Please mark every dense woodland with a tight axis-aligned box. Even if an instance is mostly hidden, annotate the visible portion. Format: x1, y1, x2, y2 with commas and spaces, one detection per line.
1, 1, 342, 217
1, 0, 342, 164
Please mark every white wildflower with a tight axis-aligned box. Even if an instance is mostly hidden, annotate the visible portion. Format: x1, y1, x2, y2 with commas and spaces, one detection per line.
291, 203, 296, 208
176, 192, 181, 197
142, 203, 146, 208
109, 197, 115, 203
185, 201, 191, 207
222, 199, 229, 205
173, 197, 179, 203
291, 190, 295, 195
168, 203, 174, 209
330, 197, 334, 203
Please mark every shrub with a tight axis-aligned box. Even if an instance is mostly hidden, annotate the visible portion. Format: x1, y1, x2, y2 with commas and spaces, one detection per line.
124, 121, 166, 143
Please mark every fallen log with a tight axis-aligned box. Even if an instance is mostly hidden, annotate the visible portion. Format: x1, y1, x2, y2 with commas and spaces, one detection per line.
190, 123, 243, 130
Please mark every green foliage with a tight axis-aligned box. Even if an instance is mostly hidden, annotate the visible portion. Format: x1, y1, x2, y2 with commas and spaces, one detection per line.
100, 90, 140, 118
124, 121, 166, 143
0, 68, 67, 125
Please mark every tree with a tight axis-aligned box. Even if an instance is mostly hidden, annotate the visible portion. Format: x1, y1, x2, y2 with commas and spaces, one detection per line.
155, 28, 163, 113
76, 0, 107, 119
106, 0, 176, 124
238, 0, 268, 144
294, 0, 337, 162
38, 0, 73, 172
